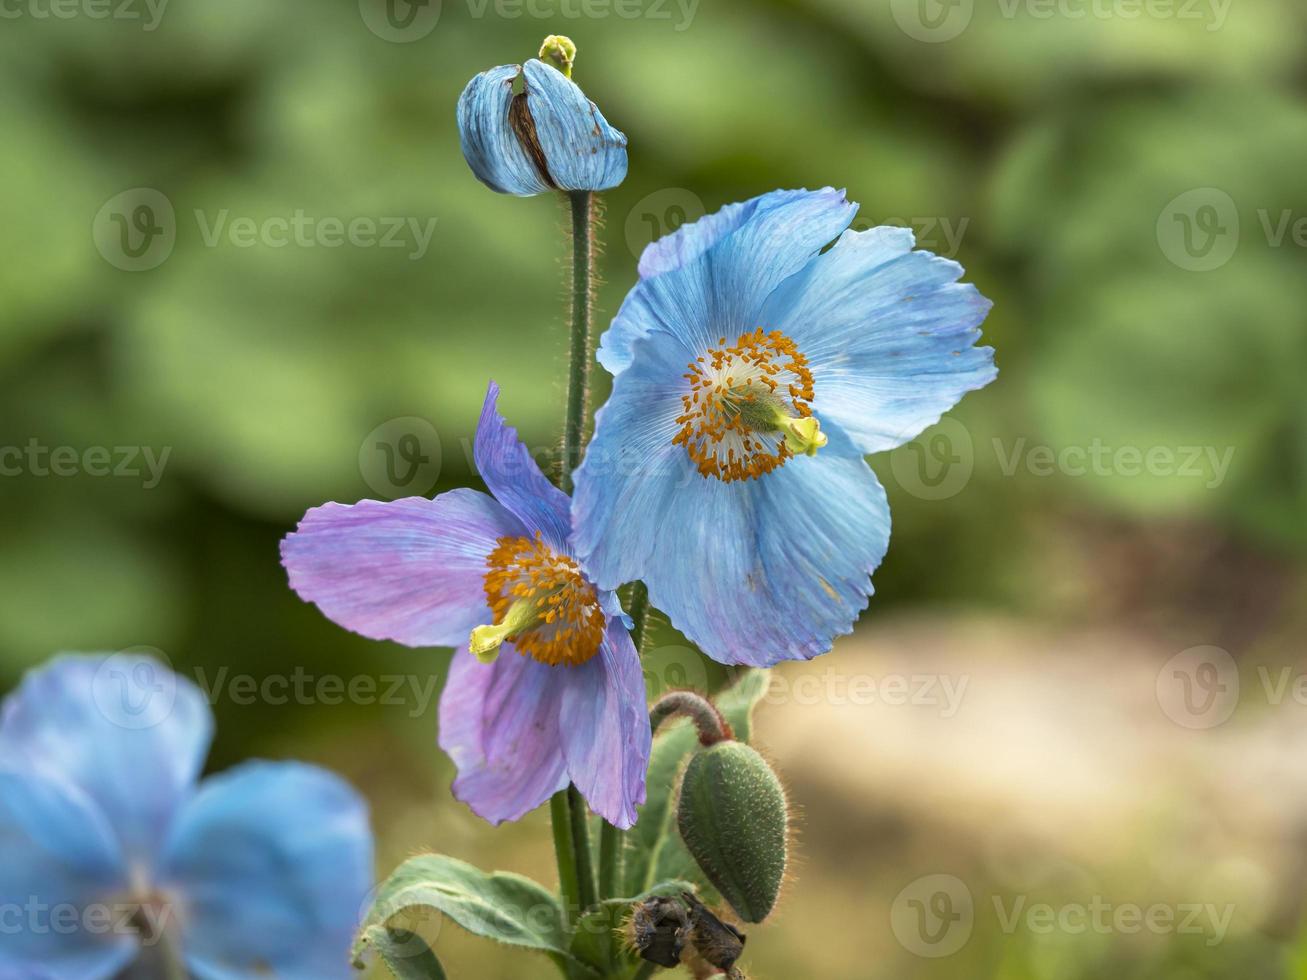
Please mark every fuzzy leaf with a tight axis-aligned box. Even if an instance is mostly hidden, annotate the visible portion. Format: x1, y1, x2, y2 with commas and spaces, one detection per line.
357, 854, 571, 969
353, 923, 448, 979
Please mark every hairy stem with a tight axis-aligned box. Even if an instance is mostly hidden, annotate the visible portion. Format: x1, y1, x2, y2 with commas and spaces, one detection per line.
560, 189, 594, 494
626, 581, 651, 653
568, 784, 598, 913
650, 691, 733, 746
551, 791, 582, 930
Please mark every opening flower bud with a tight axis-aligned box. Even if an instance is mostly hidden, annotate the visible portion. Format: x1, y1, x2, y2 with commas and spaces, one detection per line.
538, 35, 577, 77
677, 741, 789, 923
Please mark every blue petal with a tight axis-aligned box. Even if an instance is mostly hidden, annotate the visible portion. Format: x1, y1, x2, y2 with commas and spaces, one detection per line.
522, 60, 628, 193
161, 762, 373, 980
0, 768, 135, 980
596, 189, 857, 375
438, 646, 569, 826
0, 654, 212, 872
475, 381, 574, 550
559, 621, 650, 829
764, 225, 997, 453
574, 334, 892, 664
457, 65, 553, 197
282, 490, 523, 648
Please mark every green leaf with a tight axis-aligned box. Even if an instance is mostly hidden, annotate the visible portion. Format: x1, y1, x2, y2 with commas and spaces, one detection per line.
354, 923, 448, 979
569, 881, 696, 979
357, 854, 571, 968
623, 671, 770, 897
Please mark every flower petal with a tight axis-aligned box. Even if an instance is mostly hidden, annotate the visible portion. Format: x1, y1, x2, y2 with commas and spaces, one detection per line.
559, 621, 651, 829
0, 768, 135, 980
161, 762, 373, 980
765, 225, 997, 453
596, 189, 857, 375
457, 65, 553, 197
0, 653, 212, 871
282, 490, 523, 648
475, 381, 573, 550
522, 60, 628, 193
438, 646, 569, 826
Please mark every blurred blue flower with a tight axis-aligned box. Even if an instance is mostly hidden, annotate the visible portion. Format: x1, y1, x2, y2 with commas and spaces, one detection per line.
572, 189, 997, 666
458, 59, 628, 196
282, 383, 650, 829
0, 653, 373, 979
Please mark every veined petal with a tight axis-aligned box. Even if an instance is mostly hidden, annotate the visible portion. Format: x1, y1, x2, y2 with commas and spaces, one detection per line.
438, 646, 569, 826
282, 490, 522, 649
0, 768, 135, 980
522, 60, 628, 192
0, 653, 212, 872
645, 453, 890, 666
766, 225, 997, 453
572, 330, 700, 591
559, 621, 650, 829
457, 65, 553, 197
161, 762, 372, 980
475, 381, 573, 550
596, 189, 858, 375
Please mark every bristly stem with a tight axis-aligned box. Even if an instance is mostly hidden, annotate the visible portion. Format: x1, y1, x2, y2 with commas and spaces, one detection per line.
560, 189, 594, 494
627, 581, 651, 653
650, 690, 733, 746
553, 190, 599, 929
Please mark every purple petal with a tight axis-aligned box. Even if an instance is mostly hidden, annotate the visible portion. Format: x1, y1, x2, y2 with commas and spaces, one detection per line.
282, 490, 523, 648
438, 646, 569, 826
0, 653, 212, 872
161, 762, 373, 979
475, 382, 573, 549
559, 622, 650, 829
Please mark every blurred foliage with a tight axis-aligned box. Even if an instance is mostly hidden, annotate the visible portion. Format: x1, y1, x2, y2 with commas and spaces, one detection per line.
1, 0, 1305, 976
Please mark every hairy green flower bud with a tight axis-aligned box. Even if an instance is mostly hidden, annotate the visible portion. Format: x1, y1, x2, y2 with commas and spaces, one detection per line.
677, 741, 788, 923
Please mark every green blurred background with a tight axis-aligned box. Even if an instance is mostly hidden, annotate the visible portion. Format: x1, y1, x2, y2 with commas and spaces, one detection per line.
2, 0, 1306, 976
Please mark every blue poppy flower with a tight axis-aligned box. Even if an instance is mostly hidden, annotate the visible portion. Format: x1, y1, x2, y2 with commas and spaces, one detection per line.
458, 59, 628, 196
282, 383, 650, 829
572, 188, 997, 666
0, 653, 373, 980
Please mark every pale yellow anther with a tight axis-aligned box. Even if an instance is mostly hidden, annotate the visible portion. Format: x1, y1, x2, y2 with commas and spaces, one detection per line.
779, 414, 827, 457
469, 598, 540, 664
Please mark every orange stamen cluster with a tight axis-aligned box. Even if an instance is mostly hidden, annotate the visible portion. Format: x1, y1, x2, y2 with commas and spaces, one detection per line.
673, 328, 816, 482
482, 533, 605, 667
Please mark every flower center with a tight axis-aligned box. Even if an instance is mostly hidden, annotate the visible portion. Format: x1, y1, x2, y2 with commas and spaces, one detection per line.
470, 533, 605, 667
673, 328, 826, 483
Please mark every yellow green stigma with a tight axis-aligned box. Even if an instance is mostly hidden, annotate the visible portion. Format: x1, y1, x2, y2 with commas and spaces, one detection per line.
469, 598, 539, 664
777, 413, 827, 456
539, 35, 577, 78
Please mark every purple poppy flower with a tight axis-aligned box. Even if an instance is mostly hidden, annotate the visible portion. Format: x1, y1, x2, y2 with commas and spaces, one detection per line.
281, 383, 650, 829
0, 653, 373, 980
